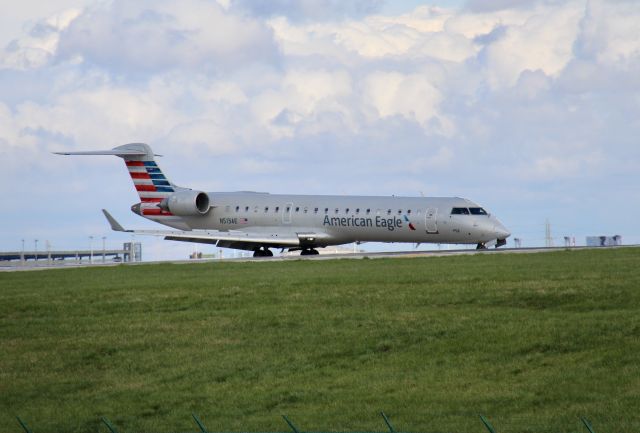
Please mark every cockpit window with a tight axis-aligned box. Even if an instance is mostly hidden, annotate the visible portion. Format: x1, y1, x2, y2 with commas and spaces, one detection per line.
451, 207, 470, 215
469, 207, 488, 215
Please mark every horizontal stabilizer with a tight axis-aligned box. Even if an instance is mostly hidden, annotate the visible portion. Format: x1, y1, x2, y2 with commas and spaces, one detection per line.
54, 150, 162, 156
53, 143, 162, 158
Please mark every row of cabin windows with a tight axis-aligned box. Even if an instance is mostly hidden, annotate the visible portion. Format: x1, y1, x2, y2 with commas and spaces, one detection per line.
227, 205, 418, 216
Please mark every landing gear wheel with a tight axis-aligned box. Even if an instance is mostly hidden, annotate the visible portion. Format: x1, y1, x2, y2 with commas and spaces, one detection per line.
300, 248, 319, 256
476, 243, 487, 250
253, 247, 273, 257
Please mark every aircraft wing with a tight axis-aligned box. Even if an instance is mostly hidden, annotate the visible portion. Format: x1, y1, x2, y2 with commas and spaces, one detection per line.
102, 209, 327, 251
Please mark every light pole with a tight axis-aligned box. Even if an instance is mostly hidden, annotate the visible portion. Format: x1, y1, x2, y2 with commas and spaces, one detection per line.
34, 239, 38, 262
21, 239, 25, 264
102, 236, 106, 263
89, 236, 94, 264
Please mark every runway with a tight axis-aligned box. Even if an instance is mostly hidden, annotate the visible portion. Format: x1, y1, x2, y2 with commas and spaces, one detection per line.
1, 244, 637, 272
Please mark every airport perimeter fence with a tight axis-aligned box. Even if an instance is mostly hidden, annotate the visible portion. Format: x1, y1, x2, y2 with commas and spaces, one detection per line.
14, 412, 600, 433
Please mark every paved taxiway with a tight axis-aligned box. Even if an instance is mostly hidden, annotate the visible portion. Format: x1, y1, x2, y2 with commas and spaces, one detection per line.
1, 245, 636, 272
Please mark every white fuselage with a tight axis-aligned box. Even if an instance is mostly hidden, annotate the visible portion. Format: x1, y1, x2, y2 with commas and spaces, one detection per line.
151, 192, 510, 249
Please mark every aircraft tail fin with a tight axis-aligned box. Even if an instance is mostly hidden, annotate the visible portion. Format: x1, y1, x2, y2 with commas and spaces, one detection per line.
55, 143, 179, 205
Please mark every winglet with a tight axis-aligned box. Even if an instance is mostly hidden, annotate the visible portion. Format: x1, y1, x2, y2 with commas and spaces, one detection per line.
102, 209, 127, 232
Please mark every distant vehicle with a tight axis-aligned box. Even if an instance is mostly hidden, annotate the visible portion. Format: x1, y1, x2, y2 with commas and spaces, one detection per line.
56, 143, 510, 257
112, 256, 122, 263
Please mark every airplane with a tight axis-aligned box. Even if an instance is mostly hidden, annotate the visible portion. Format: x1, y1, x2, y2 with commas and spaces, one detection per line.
55, 143, 510, 257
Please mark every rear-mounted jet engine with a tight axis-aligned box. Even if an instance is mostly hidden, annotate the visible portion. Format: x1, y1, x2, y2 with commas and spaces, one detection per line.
159, 190, 210, 216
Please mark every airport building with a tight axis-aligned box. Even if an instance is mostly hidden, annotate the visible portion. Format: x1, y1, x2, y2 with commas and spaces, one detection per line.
586, 235, 622, 247
0, 242, 142, 265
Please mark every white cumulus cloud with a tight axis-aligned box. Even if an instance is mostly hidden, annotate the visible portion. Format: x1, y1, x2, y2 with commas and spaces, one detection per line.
1, 0, 640, 255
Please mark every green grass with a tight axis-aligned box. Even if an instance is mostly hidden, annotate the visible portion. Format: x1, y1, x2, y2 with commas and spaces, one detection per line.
1, 248, 639, 433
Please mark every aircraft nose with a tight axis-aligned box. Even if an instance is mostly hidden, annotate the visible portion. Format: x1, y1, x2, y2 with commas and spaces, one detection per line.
494, 222, 511, 239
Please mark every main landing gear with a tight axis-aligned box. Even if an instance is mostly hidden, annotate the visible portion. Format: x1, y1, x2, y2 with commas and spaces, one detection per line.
476, 243, 487, 250
253, 247, 273, 257
300, 248, 319, 256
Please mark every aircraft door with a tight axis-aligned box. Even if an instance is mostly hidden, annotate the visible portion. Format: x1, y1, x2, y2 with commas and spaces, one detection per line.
283, 202, 293, 224
425, 208, 438, 233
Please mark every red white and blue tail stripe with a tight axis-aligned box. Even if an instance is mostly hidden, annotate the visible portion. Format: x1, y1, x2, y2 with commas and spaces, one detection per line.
125, 160, 176, 216
118, 149, 187, 220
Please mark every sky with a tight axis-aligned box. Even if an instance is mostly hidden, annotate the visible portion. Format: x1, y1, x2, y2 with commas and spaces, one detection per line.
1, 0, 639, 261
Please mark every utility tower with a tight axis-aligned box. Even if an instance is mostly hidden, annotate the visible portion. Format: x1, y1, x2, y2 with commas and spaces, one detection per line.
545, 219, 553, 248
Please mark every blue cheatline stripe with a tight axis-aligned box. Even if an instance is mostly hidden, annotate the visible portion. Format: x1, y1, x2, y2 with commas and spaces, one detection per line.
155, 186, 174, 192
149, 173, 166, 180
153, 180, 171, 186
143, 161, 158, 167
146, 167, 162, 173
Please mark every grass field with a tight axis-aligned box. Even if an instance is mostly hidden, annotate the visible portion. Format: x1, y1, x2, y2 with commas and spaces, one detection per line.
1, 248, 639, 433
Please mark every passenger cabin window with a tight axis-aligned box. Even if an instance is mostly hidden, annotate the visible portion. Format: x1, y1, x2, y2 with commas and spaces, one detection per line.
366, 209, 371, 215
245, 206, 249, 212
304, 207, 308, 214
451, 207, 470, 215
275, 206, 280, 212
387, 209, 392, 215
295, 207, 300, 212
314, 207, 319, 214
286, 206, 290, 212
397, 209, 402, 215
355, 208, 360, 214
235, 206, 240, 212
335, 208, 339, 214
345, 208, 350, 214
407, 209, 412, 214
264, 207, 269, 213
324, 208, 329, 214
469, 207, 488, 215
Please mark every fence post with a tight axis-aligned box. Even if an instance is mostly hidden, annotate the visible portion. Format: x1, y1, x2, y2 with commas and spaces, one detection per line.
479, 415, 497, 433
192, 414, 209, 433
16, 416, 33, 433
282, 415, 301, 433
581, 418, 596, 433
101, 417, 120, 433
380, 412, 396, 433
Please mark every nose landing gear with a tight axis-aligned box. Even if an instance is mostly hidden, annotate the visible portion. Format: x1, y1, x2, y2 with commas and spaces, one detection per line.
477, 239, 507, 249
300, 248, 319, 256
253, 247, 274, 257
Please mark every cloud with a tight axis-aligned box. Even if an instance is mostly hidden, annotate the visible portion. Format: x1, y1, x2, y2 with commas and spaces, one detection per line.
517, 152, 604, 180
465, 0, 539, 13
53, 0, 280, 74
231, 0, 384, 22
1, 8, 81, 70
573, 0, 640, 63
363, 71, 449, 132
2, 0, 640, 255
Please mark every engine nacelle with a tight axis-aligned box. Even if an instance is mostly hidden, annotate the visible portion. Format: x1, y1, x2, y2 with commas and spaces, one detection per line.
159, 191, 210, 216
